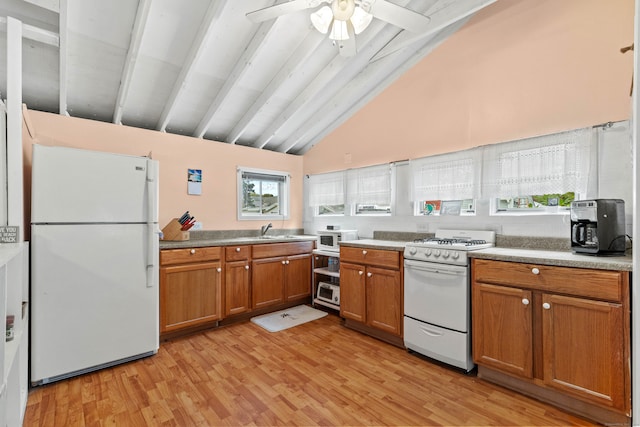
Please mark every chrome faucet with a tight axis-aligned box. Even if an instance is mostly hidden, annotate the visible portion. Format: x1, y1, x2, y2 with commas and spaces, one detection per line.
260, 223, 273, 236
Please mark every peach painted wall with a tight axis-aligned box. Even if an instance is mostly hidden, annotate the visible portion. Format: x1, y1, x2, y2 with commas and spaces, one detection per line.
303, 0, 634, 174
22, 110, 304, 231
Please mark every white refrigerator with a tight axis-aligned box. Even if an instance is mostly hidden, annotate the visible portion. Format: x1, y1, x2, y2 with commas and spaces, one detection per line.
30, 144, 160, 385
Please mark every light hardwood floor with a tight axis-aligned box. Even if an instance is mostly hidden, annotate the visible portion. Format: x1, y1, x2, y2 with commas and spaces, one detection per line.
25, 310, 598, 426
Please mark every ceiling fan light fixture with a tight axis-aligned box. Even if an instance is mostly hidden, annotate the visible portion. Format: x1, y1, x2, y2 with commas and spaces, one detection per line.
310, 6, 333, 34
350, 6, 373, 34
332, 0, 355, 21
329, 19, 349, 40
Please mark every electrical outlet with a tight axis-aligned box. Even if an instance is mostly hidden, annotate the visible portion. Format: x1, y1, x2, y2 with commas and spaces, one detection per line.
416, 223, 428, 231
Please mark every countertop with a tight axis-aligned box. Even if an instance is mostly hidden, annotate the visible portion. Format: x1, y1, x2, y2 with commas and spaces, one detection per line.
340, 239, 632, 271
160, 235, 633, 271
468, 247, 633, 271
159, 235, 317, 250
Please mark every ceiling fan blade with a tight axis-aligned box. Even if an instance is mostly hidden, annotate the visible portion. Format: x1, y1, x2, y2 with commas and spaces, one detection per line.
363, 0, 430, 33
246, 0, 329, 23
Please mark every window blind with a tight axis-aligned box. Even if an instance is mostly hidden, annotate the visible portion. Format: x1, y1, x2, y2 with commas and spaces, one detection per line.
410, 148, 481, 201
347, 164, 392, 206
308, 171, 345, 207
481, 127, 595, 198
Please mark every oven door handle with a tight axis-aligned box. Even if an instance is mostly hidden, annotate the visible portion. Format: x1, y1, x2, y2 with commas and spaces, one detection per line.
404, 259, 466, 276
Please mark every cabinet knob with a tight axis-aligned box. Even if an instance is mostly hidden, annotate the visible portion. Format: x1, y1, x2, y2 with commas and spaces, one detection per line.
542, 302, 551, 310
362, 250, 367, 255
359, 271, 363, 275
190, 249, 196, 254
217, 267, 222, 273
245, 265, 249, 270
531, 267, 540, 275
285, 260, 290, 265
236, 247, 241, 252
522, 298, 530, 306
367, 272, 372, 277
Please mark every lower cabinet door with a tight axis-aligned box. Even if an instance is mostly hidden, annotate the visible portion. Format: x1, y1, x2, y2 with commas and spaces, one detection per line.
542, 293, 627, 411
340, 262, 366, 322
160, 261, 222, 333
366, 266, 401, 336
225, 260, 250, 316
472, 283, 533, 378
284, 253, 312, 301
251, 257, 285, 309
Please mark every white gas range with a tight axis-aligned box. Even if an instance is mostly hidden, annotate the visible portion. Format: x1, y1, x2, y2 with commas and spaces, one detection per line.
404, 229, 496, 265
403, 229, 495, 372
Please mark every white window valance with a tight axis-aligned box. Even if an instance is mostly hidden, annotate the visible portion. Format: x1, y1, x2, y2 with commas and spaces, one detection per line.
308, 171, 345, 207
481, 127, 595, 198
347, 164, 392, 206
410, 148, 481, 201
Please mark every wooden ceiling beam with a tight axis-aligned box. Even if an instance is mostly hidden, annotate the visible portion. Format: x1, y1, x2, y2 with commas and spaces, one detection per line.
225, 29, 326, 145
193, 18, 278, 139
156, 0, 228, 132
113, 0, 152, 125
58, 0, 67, 115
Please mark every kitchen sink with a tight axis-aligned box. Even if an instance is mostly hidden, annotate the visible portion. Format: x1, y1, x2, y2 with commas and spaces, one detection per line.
258, 235, 298, 239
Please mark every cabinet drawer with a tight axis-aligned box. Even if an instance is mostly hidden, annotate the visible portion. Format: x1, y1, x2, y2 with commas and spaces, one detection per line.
472, 259, 625, 302
160, 246, 222, 266
226, 245, 251, 261
252, 241, 314, 259
340, 247, 400, 269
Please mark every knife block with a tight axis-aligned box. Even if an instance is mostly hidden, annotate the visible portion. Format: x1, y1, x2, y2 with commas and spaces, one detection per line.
161, 219, 190, 241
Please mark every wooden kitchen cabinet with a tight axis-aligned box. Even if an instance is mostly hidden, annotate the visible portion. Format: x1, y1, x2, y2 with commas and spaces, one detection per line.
160, 247, 223, 336
340, 262, 366, 322
340, 247, 403, 343
472, 258, 630, 424
251, 241, 313, 309
224, 245, 251, 316
473, 283, 533, 378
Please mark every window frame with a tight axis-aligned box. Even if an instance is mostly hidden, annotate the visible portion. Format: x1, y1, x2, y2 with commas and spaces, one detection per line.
237, 167, 290, 221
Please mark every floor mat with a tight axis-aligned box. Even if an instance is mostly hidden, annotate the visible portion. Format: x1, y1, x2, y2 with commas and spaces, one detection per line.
250, 305, 328, 332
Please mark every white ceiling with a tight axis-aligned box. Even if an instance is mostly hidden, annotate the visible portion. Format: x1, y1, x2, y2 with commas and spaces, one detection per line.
1, 0, 495, 155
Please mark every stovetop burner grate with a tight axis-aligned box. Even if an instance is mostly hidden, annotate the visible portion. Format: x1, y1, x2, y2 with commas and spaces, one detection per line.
413, 238, 489, 247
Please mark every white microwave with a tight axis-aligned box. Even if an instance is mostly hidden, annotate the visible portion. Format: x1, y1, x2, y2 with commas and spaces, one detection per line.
316, 230, 358, 252
317, 282, 340, 306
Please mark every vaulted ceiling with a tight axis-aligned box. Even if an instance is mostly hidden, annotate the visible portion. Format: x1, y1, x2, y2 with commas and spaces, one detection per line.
1, 0, 495, 154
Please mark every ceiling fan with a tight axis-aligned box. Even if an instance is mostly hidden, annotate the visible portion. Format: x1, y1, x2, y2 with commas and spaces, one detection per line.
246, 0, 431, 56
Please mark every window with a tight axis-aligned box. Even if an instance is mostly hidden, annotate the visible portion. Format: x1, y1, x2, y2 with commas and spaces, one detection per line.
238, 167, 289, 220
308, 171, 345, 216
482, 127, 595, 215
417, 199, 476, 216
308, 164, 393, 216
347, 164, 392, 215
494, 192, 575, 213
410, 148, 481, 216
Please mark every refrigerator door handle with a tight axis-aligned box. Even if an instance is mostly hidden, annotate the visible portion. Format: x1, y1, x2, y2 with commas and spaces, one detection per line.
145, 159, 158, 288
145, 158, 157, 224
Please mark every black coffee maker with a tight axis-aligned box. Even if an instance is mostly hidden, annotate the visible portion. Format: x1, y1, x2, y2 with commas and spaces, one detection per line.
570, 199, 626, 255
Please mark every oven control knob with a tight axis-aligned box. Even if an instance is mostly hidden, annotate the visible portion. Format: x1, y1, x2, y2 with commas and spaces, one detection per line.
452, 252, 460, 259
408, 247, 417, 256
434, 250, 441, 257
425, 249, 432, 257
442, 251, 450, 259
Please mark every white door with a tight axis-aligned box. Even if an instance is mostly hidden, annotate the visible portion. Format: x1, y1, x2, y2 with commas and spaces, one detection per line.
30, 223, 159, 384
31, 144, 158, 224
404, 260, 469, 332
